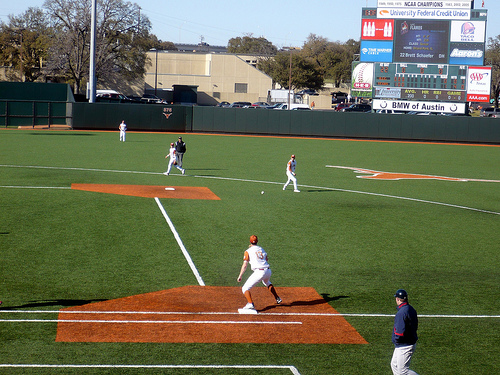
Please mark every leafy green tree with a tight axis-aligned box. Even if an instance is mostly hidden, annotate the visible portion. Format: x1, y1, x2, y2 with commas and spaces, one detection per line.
300, 34, 359, 88
149, 35, 178, 51
485, 35, 500, 107
228, 35, 277, 55
0, 7, 52, 82
258, 50, 323, 90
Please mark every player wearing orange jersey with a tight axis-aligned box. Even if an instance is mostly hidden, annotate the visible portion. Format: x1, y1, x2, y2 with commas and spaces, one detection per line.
237, 235, 281, 312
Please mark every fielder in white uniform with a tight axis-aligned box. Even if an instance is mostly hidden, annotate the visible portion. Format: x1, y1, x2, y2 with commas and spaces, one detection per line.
164, 143, 185, 175
119, 120, 127, 142
283, 154, 300, 192
237, 235, 282, 311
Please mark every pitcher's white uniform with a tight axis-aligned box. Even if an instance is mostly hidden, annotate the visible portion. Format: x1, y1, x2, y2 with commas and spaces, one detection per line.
241, 245, 272, 294
164, 144, 185, 175
283, 154, 299, 192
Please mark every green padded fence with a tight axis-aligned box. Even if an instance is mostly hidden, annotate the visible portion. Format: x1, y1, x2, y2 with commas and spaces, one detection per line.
72, 102, 189, 132
0, 81, 498, 143
0, 82, 74, 127
190, 107, 500, 143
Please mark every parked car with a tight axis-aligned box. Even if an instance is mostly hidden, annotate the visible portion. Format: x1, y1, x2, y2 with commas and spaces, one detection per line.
96, 92, 136, 103
229, 101, 252, 108
480, 107, 500, 117
331, 91, 348, 103
342, 103, 372, 112
375, 109, 405, 114
406, 111, 434, 115
217, 101, 231, 107
251, 102, 270, 108
141, 94, 163, 103
297, 89, 319, 96
273, 103, 311, 110
334, 103, 351, 112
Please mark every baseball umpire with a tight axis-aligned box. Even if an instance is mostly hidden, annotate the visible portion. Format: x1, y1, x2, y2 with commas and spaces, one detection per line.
391, 289, 419, 375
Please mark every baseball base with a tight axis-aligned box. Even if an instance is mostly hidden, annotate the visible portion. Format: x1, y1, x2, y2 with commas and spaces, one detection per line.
238, 308, 258, 315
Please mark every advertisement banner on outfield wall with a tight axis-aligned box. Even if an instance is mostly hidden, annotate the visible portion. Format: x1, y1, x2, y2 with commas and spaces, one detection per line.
466, 66, 491, 102
373, 99, 467, 114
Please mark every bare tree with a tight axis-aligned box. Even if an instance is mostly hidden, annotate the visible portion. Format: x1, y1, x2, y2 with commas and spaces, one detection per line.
44, 0, 152, 94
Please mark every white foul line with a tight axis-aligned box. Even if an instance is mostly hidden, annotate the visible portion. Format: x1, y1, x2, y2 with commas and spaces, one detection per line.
0, 319, 301, 325
154, 197, 205, 286
0, 364, 301, 374
1, 310, 498, 319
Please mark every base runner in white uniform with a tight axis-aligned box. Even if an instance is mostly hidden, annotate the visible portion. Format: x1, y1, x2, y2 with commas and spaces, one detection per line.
237, 235, 282, 312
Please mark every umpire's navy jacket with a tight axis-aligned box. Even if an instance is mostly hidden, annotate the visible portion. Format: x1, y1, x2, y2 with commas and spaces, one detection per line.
392, 302, 418, 347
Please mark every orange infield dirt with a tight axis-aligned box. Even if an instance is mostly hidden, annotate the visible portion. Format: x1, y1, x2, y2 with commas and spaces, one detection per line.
71, 184, 220, 200
56, 286, 367, 344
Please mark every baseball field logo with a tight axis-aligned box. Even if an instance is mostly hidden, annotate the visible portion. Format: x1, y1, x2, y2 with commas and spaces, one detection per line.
327, 166, 500, 182
163, 107, 173, 119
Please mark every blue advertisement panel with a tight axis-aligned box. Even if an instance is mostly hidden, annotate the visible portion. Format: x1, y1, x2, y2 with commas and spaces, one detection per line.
360, 41, 393, 62
449, 42, 484, 65
393, 20, 449, 64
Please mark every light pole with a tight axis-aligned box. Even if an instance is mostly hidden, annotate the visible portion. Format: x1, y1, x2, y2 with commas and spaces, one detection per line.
89, 0, 97, 102
288, 49, 292, 110
150, 48, 158, 96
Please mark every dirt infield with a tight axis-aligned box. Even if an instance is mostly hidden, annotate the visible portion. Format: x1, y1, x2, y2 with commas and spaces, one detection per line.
71, 184, 220, 200
55, 286, 367, 344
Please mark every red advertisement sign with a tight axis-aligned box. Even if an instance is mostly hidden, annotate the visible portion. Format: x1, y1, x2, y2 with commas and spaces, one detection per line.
361, 19, 394, 40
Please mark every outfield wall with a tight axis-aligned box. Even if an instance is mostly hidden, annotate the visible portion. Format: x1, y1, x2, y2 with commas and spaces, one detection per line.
190, 107, 500, 144
1, 99, 499, 143
71, 103, 189, 132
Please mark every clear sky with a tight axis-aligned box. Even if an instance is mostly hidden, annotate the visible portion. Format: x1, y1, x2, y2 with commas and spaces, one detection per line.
1, 0, 498, 48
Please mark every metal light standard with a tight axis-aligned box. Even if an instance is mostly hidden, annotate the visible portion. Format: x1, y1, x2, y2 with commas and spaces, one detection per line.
150, 48, 158, 96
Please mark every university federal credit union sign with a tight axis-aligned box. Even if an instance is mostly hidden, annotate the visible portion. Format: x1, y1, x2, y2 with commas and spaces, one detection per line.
376, 1, 471, 20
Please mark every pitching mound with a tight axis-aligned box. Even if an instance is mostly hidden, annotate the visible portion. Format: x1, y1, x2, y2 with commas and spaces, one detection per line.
56, 286, 367, 344
71, 184, 220, 200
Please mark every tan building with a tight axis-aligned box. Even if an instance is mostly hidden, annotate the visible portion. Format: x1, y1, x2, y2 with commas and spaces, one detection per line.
145, 51, 273, 105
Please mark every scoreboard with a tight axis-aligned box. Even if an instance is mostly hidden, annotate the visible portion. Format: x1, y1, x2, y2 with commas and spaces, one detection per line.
373, 62, 467, 102
354, 5, 491, 106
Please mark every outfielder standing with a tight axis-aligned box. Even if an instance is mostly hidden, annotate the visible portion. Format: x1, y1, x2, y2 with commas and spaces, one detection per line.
237, 235, 282, 312
164, 142, 185, 175
119, 120, 127, 142
283, 154, 300, 192
391, 289, 419, 375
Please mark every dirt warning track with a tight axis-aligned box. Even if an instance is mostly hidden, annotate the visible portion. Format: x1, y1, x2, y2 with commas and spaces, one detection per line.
55, 286, 367, 344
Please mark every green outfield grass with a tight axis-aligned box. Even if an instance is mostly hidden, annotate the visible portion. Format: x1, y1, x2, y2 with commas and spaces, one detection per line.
0, 128, 498, 374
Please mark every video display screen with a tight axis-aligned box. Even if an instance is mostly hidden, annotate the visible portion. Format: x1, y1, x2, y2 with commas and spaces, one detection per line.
393, 20, 449, 64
